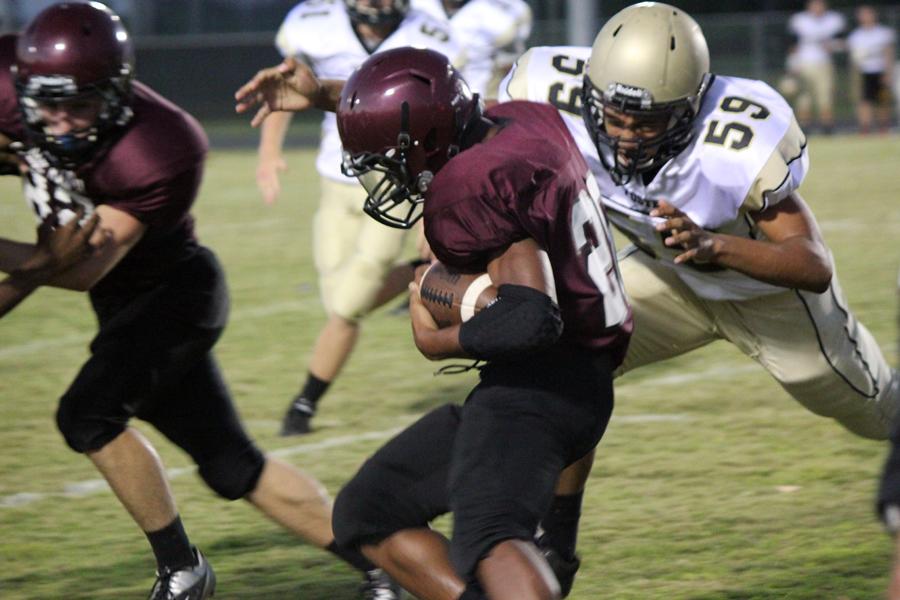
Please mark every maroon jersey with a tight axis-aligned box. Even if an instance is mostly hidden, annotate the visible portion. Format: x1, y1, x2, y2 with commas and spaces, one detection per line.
0, 36, 207, 300
424, 101, 632, 359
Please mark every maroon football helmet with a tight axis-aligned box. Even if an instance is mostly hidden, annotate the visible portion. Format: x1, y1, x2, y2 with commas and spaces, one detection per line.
13, 2, 134, 166
337, 47, 481, 229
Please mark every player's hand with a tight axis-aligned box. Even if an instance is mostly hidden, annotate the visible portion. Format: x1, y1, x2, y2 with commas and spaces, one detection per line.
407, 281, 443, 357
29, 207, 102, 277
256, 155, 287, 205
0, 150, 24, 176
235, 58, 323, 127
652, 200, 720, 265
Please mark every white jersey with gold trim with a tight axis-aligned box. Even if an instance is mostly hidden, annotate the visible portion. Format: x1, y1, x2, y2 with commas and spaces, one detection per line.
275, 0, 462, 182
499, 45, 810, 301
413, 0, 531, 97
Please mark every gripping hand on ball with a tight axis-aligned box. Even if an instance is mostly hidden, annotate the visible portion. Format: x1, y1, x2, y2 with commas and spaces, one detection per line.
408, 281, 466, 360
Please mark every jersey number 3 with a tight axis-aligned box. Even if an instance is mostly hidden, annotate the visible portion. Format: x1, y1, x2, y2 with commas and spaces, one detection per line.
571, 172, 629, 328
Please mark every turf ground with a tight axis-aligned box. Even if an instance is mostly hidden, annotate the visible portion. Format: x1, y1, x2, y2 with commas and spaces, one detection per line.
1, 134, 899, 599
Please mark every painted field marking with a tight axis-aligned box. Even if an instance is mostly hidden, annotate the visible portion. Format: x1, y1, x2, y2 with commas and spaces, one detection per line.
0, 427, 405, 508
0, 411, 693, 509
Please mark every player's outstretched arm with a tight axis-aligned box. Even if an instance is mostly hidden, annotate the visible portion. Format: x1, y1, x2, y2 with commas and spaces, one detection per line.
0, 208, 100, 317
652, 193, 832, 293
409, 238, 561, 361
235, 58, 345, 126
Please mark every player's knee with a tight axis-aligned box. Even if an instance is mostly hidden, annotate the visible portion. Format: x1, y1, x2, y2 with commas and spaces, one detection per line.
332, 480, 365, 548
329, 258, 397, 321
197, 444, 265, 500
332, 472, 385, 548
333, 464, 420, 549
450, 501, 537, 580
55, 393, 126, 453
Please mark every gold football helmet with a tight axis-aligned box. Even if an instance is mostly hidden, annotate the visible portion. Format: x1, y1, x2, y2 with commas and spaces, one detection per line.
581, 2, 711, 183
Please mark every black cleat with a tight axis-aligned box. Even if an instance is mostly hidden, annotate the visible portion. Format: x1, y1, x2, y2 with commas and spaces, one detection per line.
280, 395, 315, 436
148, 547, 216, 600
536, 536, 580, 598
360, 568, 402, 600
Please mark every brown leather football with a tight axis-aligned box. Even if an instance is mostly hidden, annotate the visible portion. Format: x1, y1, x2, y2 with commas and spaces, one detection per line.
418, 261, 498, 328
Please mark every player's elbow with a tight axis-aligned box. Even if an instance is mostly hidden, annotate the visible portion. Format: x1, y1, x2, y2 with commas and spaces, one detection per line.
802, 243, 833, 294
806, 263, 833, 294
459, 284, 563, 361
62, 279, 94, 292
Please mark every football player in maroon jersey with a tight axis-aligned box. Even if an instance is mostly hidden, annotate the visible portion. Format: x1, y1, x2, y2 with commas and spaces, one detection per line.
0, 4, 398, 599
238, 47, 631, 600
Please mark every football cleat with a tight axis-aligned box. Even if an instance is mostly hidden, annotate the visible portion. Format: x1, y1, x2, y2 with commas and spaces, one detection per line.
536, 535, 580, 599
147, 547, 215, 600
360, 568, 402, 600
280, 395, 315, 436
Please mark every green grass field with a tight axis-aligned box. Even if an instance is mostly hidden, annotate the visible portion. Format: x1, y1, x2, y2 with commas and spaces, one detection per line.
1, 135, 899, 599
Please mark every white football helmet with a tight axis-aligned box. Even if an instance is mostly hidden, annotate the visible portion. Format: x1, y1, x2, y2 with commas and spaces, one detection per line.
581, 2, 711, 184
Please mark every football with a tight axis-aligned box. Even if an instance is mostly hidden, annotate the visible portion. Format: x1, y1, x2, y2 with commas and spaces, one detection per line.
418, 261, 498, 327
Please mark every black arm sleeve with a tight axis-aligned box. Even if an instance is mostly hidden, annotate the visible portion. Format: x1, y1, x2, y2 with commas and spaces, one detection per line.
458, 284, 563, 362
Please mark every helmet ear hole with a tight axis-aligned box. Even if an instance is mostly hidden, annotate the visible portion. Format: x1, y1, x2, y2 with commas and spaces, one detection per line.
424, 128, 439, 153
336, 47, 479, 229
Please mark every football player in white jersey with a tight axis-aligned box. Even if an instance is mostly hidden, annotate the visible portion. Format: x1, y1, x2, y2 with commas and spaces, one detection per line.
499, 2, 900, 594
412, 0, 532, 98
255, 0, 462, 436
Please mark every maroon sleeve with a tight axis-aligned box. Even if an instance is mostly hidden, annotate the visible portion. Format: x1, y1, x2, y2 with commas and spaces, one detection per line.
424, 174, 527, 271
0, 34, 25, 140
105, 163, 204, 228
84, 83, 208, 230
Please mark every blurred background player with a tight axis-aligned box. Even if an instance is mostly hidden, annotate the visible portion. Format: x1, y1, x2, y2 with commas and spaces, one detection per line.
500, 2, 900, 593
847, 5, 896, 134
255, 0, 462, 436
786, 0, 846, 134
0, 3, 398, 599
412, 0, 532, 99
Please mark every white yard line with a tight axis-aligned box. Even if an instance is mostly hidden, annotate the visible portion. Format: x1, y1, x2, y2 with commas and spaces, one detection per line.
618, 364, 759, 388
0, 411, 695, 508
0, 427, 407, 508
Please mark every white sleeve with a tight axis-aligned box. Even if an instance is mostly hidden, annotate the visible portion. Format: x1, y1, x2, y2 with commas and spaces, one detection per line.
744, 115, 808, 212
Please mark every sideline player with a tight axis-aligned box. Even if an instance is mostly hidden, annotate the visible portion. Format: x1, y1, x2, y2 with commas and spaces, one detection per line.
847, 5, 896, 134
0, 4, 397, 598
237, 46, 632, 600
256, 0, 462, 436
786, 0, 846, 133
413, 0, 532, 99
499, 1, 900, 591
